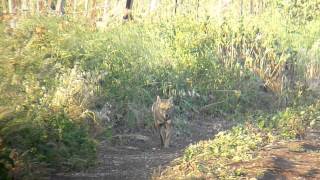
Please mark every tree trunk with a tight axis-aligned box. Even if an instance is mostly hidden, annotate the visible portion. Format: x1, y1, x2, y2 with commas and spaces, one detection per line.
8, 0, 13, 14
240, 0, 243, 16
21, 0, 28, 14
55, 0, 61, 14
196, 0, 200, 18
84, 0, 89, 16
12, 0, 18, 14
73, 0, 77, 16
102, 0, 109, 19
62, 0, 66, 14
2, 0, 7, 14
47, 0, 52, 10
38, 0, 46, 13
42, 0, 47, 13
125, 0, 133, 9
36, 0, 40, 13
91, 0, 97, 20
259, 0, 264, 13
123, 0, 133, 20
174, 0, 178, 15
56, 0, 65, 15
250, 0, 253, 14
28, 0, 34, 14
150, 0, 160, 12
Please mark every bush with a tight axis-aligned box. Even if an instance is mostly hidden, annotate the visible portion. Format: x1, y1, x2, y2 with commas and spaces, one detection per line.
1, 1, 319, 178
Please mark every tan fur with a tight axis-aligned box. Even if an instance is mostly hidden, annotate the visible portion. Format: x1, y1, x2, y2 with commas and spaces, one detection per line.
152, 96, 174, 148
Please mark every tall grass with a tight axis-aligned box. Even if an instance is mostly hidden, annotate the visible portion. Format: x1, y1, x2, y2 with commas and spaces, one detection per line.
0, 0, 319, 178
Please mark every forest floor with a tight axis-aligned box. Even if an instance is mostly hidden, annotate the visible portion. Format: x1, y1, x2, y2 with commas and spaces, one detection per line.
51, 115, 235, 180
51, 115, 320, 180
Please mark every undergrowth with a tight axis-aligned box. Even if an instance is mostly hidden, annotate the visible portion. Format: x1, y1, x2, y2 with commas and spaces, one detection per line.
155, 100, 320, 179
0, 0, 319, 179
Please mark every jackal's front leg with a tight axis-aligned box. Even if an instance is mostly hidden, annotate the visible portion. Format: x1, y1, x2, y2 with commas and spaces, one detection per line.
164, 121, 172, 148
159, 125, 166, 148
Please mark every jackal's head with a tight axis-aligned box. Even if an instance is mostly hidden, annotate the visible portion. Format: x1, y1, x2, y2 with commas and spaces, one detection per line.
155, 96, 174, 120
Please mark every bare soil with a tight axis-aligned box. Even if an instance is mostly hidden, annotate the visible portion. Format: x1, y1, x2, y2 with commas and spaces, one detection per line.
51, 117, 320, 180
231, 129, 320, 180
51, 115, 234, 180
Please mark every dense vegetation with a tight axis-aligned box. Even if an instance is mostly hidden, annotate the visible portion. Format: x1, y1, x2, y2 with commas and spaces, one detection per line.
156, 100, 320, 179
0, 0, 319, 179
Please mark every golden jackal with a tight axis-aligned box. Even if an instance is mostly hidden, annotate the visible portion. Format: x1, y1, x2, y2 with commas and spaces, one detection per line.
152, 96, 174, 148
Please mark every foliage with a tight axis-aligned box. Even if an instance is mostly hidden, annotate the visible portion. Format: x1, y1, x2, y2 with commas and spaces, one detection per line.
155, 124, 272, 179
155, 99, 320, 179
0, 0, 319, 178
0, 17, 100, 178
256, 100, 320, 139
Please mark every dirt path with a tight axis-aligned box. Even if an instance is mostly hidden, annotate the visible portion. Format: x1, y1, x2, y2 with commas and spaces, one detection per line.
51, 116, 234, 180
51, 116, 320, 180
231, 129, 320, 179
231, 140, 320, 179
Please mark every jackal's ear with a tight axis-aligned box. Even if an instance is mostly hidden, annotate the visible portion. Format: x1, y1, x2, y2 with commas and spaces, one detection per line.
168, 97, 173, 103
156, 96, 161, 102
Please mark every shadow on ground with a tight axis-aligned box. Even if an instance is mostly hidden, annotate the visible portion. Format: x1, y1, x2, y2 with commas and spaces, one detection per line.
231, 139, 320, 180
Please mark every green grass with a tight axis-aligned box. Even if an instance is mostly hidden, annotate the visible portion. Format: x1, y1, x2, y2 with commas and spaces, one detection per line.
155, 100, 320, 179
0, 0, 320, 178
